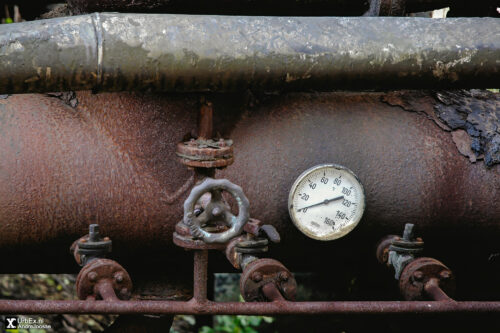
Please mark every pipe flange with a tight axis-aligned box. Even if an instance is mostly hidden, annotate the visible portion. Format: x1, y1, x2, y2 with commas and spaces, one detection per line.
75, 259, 132, 300
240, 258, 297, 302
399, 257, 455, 301
184, 178, 250, 244
176, 138, 234, 168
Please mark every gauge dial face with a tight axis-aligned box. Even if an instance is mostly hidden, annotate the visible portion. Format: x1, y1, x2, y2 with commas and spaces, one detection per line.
288, 164, 365, 241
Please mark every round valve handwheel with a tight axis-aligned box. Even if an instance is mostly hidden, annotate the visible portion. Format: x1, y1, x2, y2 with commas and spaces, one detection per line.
184, 178, 250, 243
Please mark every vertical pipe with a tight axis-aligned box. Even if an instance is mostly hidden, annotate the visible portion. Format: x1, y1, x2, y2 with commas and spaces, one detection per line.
193, 250, 209, 302
198, 102, 213, 140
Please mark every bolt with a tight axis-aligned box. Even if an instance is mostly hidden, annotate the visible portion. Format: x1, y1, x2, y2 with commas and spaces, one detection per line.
89, 224, 100, 242
114, 272, 124, 283
251, 272, 263, 282
413, 271, 424, 281
88, 271, 98, 282
279, 271, 289, 281
440, 271, 451, 280
120, 288, 130, 297
402, 223, 414, 241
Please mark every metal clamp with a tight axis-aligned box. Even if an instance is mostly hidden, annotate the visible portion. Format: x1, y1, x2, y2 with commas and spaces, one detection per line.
184, 178, 250, 243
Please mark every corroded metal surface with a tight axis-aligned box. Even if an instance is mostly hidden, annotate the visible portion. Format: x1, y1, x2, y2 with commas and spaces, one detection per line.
0, 299, 498, 315
0, 91, 498, 272
1, 15, 499, 94
183, 178, 249, 243
240, 258, 297, 301
176, 140, 234, 168
398, 257, 455, 301
75, 259, 132, 300
384, 90, 500, 166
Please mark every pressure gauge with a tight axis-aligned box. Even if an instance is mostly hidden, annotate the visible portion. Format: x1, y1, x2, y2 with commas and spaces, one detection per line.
288, 164, 365, 241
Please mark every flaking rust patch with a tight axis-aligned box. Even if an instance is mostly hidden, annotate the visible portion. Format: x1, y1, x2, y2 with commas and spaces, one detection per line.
451, 129, 482, 163
434, 90, 500, 167
383, 90, 500, 167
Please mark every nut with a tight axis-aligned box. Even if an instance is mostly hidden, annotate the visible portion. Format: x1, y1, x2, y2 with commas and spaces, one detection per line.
114, 272, 124, 283
120, 288, 130, 298
251, 272, 263, 282
412, 271, 424, 282
88, 271, 98, 282
279, 271, 289, 281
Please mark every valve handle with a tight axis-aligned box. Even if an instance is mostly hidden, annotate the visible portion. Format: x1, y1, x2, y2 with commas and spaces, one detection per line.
184, 178, 250, 243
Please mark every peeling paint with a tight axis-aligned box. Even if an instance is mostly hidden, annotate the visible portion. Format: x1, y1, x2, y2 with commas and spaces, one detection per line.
0, 14, 498, 94
383, 90, 500, 167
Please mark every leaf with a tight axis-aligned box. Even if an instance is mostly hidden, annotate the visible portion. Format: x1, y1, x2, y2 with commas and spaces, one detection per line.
199, 326, 214, 333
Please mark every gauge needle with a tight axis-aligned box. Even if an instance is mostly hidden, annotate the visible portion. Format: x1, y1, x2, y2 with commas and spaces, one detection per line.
297, 195, 344, 212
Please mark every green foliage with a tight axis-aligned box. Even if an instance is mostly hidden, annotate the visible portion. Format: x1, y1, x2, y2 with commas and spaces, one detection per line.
199, 315, 274, 333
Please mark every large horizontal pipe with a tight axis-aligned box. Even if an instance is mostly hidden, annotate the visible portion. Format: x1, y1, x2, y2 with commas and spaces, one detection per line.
0, 14, 498, 94
0, 300, 499, 315
0, 91, 498, 275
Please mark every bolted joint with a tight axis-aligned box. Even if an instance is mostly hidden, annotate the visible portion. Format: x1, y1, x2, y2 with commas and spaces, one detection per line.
75, 259, 133, 301
398, 257, 456, 301
240, 258, 297, 302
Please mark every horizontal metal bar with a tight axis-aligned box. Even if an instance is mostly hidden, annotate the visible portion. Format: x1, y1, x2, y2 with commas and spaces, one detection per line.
0, 299, 499, 315
0, 14, 498, 94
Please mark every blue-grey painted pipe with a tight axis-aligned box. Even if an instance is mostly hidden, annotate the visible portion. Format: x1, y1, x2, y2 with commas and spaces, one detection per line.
0, 14, 499, 93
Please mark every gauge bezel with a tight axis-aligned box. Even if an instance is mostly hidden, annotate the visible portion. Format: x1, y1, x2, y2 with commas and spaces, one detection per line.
288, 163, 365, 241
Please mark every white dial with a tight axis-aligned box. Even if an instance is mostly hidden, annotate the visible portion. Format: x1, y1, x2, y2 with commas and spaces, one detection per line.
288, 164, 365, 241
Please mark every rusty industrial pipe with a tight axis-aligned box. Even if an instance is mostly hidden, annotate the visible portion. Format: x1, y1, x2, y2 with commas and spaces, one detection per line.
424, 278, 454, 302
95, 280, 120, 301
0, 14, 499, 94
0, 91, 498, 274
0, 300, 498, 315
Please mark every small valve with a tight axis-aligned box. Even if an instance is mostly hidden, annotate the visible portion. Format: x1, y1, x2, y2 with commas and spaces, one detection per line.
72, 224, 112, 267
387, 223, 424, 279
183, 177, 250, 244
233, 219, 280, 255
376, 224, 455, 301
